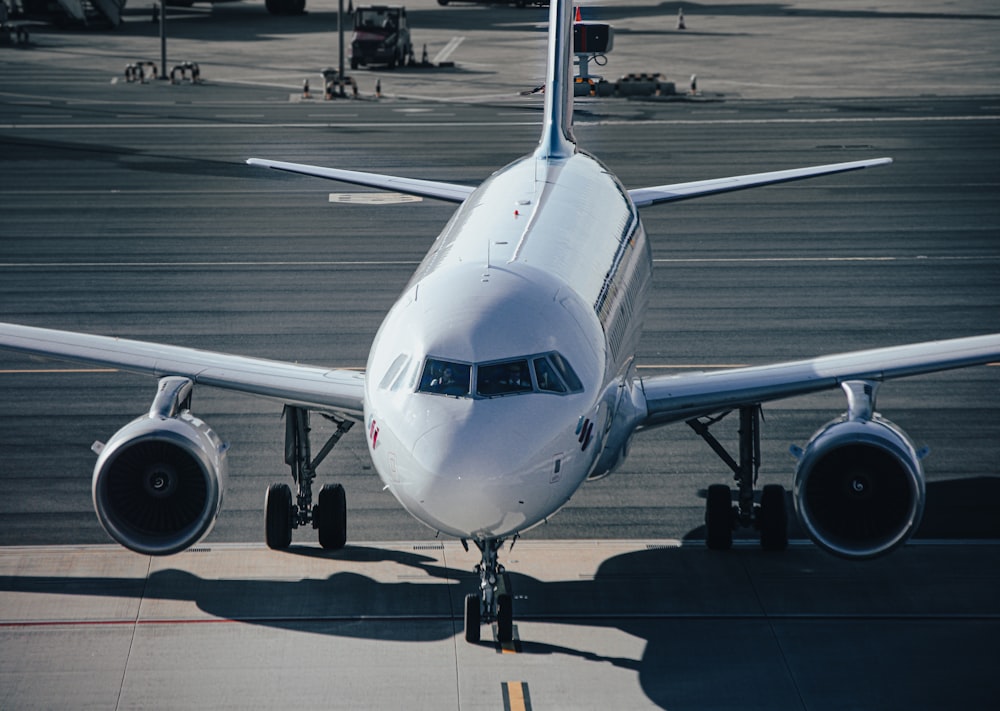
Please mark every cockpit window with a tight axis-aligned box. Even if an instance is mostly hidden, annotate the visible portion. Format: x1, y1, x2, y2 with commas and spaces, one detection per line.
416, 352, 583, 398
476, 359, 533, 397
548, 351, 583, 392
418, 359, 471, 396
533, 356, 567, 393
379, 354, 409, 390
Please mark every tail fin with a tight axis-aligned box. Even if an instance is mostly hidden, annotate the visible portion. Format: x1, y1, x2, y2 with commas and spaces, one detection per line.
536, 0, 576, 160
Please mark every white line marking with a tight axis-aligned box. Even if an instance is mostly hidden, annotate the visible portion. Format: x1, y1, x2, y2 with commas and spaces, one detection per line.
2, 115, 997, 131
432, 36, 465, 65
329, 192, 423, 205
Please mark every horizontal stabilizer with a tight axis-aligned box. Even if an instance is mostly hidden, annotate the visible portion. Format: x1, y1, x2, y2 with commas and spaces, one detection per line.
628, 157, 892, 207
246, 158, 475, 204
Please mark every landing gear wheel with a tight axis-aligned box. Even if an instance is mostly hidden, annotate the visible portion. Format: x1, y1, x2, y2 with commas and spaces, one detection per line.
316, 483, 347, 550
758, 484, 789, 551
464, 593, 480, 643
706, 484, 734, 550
496, 593, 513, 643
265, 483, 293, 550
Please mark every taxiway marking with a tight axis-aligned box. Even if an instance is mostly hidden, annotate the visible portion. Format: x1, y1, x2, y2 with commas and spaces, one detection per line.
501, 681, 532, 711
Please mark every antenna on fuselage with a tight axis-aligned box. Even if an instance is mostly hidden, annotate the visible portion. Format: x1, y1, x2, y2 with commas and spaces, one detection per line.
535, 0, 577, 161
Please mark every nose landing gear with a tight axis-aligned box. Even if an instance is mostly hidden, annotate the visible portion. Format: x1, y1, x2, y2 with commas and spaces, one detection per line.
463, 537, 514, 644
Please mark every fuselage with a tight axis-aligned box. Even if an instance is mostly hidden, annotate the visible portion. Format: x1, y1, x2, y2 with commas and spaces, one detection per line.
363, 145, 652, 540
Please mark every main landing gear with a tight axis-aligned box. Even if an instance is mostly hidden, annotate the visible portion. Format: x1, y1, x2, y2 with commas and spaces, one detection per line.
688, 405, 789, 551
463, 537, 515, 644
265, 405, 354, 550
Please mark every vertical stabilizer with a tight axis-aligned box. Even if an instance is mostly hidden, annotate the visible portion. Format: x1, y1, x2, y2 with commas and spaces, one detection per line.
536, 0, 576, 160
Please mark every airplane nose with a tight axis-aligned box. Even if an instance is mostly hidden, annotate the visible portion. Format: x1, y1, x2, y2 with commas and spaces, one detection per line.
404, 399, 570, 538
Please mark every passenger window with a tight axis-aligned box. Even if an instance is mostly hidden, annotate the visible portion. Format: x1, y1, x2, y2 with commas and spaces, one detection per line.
418, 359, 471, 397
476, 359, 532, 397
533, 357, 567, 393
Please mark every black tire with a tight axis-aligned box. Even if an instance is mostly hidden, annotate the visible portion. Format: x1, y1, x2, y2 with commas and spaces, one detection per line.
316, 483, 347, 550
497, 593, 513, 643
464, 593, 480, 644
759, 484, 789, 551
265, 483, 293, 550
706, 484, 734, 550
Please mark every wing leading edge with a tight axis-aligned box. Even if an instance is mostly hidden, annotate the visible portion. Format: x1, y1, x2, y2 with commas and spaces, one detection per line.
0, 323, 365, 420
639, 333, 1000, 428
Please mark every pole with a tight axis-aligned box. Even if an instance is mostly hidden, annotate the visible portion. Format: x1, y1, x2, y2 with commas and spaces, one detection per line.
338, 0, 345, 95
159, 0, 167, 80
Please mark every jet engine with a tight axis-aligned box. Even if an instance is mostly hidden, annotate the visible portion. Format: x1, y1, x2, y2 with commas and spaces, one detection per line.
92, 377, 228, 556
793, 413, 925, 560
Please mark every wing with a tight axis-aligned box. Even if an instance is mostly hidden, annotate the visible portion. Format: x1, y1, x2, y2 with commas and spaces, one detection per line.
627, 158, 892, 208
246, 158, 476, 204
639, 334, 1000, 428
0, 323, 365, 420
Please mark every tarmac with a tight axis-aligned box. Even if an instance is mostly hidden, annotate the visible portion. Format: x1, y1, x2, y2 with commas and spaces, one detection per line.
2, 540, 999, 709
2, 1, 1000, 709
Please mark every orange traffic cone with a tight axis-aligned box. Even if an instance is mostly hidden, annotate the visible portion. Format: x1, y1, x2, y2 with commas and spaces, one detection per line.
677, 8, 686, 30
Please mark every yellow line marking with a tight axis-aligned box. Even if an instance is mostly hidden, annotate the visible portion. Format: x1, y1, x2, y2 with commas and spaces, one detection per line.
502, 681, 531, 711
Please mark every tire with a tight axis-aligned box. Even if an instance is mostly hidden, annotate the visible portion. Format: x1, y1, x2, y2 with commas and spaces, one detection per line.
464, 593, 480, 644
265, 483, 293, 550
759, 484, 789, 551
316, 483, 347, 550
497, 593, 513, 643
706, 484, 733, 550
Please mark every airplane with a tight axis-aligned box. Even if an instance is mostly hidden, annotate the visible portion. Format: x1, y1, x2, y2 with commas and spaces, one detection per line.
1, 0, 999, 645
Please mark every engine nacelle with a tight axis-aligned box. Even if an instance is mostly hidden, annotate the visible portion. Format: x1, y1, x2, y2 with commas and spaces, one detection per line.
92, 385, 228, 556
793, 415, 925, 560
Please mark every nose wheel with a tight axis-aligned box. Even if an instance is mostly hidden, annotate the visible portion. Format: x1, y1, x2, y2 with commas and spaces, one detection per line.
463, 538, 513, 644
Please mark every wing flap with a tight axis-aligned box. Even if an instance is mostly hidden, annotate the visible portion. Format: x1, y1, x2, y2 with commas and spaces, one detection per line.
628, 158, 892, 207
0, 323, 365, 420
246, 158, 476, 204
640, 334, 1000, 428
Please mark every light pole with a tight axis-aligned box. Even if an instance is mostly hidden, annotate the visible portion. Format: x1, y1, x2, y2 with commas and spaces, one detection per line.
159, 0, 168, 80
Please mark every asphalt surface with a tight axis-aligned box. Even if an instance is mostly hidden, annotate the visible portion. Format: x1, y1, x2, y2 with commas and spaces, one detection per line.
1, 2, 999, 708
1, 85, 997, 547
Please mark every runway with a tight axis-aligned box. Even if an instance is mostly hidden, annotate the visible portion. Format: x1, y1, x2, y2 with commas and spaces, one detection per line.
2, 0, 1000, 708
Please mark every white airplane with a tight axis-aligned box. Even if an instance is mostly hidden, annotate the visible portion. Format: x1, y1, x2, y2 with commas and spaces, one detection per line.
1, 0, 998, 644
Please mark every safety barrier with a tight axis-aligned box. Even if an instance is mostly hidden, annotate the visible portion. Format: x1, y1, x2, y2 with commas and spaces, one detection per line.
124, 62, 158, 83
170, 62, 201, 84
1, 24, 29, 45
616, 73, 675, 97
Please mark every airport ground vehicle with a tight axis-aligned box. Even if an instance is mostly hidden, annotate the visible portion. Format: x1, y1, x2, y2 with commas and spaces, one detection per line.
350, 5, 412, 70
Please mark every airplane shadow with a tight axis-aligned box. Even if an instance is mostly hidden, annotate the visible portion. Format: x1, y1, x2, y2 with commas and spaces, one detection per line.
2, 477, 999, 709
